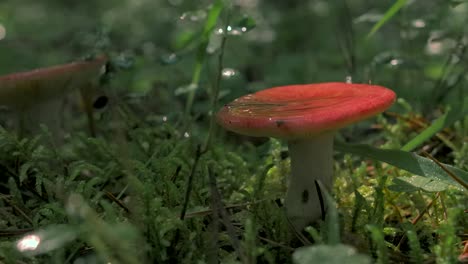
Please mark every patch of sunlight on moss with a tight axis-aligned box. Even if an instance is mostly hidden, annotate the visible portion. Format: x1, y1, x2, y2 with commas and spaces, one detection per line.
383, 227, 399, 236
357, 184, 374, 199
266, 159, 289, 193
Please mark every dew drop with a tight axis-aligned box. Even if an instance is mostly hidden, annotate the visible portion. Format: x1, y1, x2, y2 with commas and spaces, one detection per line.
427, 41, 443, 55
215, 28, 224, 35
412, 19, 426, 28
222, 68, 237, 79
179, 10, 206, 22
227, 26, 245, 36
389, 59, 402, 66
184, 132, 190, 138
426, 32, 456, 55
175, 83, 198, 96
160, 53, 178, 65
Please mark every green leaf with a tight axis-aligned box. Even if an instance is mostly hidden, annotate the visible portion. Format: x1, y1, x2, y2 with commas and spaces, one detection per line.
201, 2, 224, 39
19, 162, 34, 184
68, 160, 104, 182
316, 180, 340, 245
35, 172, 43, 196
388, 175, 451, 192
366, 225, 388, 262
401, 111, 450, 152
335, 141, 468, 190
293, 244, 371, 264
172, 29, 198, 51
451, 0, 468, 7
366, 0, 408, 39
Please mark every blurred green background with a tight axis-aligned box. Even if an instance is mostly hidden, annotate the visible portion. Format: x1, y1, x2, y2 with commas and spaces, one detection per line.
1, 0, 467, 114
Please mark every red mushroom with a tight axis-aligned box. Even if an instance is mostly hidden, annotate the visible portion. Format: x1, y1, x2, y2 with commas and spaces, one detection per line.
0, 56, 107, 136
217, 82, 396, 229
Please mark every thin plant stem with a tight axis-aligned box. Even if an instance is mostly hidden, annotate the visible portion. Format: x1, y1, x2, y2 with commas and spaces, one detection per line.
429, 35, 467, 110
79, 86, 96, 137
203, 12, 231, 153
335, 0, 356, 76
179, 144, 202, 221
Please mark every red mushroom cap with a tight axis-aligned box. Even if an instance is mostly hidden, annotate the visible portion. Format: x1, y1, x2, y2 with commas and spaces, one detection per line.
0, 55, 107, 109
217, 82, 396, 139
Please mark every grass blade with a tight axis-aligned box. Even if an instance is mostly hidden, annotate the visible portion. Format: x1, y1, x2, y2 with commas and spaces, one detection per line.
185, 0, 224, 116
316, 180, 340, 245
366, 0, 408, 39
401, 98, 468, 151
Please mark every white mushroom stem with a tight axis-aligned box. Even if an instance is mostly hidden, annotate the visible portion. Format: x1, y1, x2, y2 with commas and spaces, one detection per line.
285, 132, 334, 230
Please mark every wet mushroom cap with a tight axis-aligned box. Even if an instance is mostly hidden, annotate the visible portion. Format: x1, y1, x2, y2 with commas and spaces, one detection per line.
217, 82, 396, 139
0, 56, 107, 108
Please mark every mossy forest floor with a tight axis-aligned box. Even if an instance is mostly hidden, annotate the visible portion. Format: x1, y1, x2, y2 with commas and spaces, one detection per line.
0, 1, 467, 263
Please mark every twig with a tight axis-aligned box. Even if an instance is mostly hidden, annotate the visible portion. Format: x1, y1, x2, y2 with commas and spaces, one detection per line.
257, 235, 295, 252
170, 145, 202, 258
104, 191, 129, 213
185, 199, 269, 219
207, 169, 220, 264
180, 144, 202, 221
422, 151, 468, 190
208, 165, 247, 262
396, 192, 440, 249
170, 165, 182, 182
0, 228, 34, 237
411, 192, 440, 225
439, 192, 448, 220
286, 216, 312, 246
0, 195, 33, 226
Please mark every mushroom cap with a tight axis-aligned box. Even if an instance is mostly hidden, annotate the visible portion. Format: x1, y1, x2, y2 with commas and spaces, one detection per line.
0, 55, 107, 109
217, 82, 396, 139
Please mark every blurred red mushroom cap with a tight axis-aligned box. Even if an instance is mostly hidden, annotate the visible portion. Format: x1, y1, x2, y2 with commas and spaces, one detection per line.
0, 55, 107, 109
